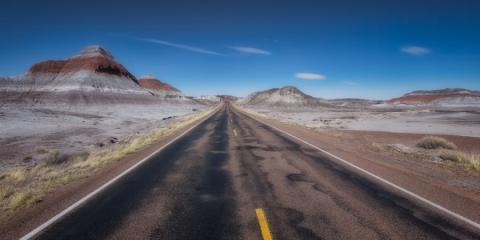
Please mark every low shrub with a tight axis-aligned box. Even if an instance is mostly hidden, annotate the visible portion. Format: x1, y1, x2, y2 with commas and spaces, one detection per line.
439, 152, 464, 162
416, 136, 456, 150
44, 151, 89, 166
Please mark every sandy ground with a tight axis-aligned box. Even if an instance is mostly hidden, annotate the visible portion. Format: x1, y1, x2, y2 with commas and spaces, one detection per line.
247, 107, 480, 137
0, 103, 207, 170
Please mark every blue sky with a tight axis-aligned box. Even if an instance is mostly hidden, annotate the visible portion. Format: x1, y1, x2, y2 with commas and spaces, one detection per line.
1, 0, 479, 99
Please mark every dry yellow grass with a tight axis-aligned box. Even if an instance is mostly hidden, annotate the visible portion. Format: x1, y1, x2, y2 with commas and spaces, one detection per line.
0, 106, 216, 218
416, 136, 457, 150
439, 151, 464, 162
440, 151, 480, 173
469, 153, 480, 172
9, 192, 36, 211
368, 142, 385, 152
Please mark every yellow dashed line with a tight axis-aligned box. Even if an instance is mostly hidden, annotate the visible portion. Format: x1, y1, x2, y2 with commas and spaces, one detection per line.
256, 208, 273, 240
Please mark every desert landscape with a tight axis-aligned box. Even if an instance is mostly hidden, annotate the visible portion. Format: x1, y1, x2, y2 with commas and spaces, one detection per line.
0, 45, 217, 219
1, 1, 480, 238
1, 49, 479, 238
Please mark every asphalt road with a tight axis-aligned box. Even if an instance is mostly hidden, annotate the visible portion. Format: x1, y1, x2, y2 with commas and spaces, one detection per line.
31, 103, 479, 239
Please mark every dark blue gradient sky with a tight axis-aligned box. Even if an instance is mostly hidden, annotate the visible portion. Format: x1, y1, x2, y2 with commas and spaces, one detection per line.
1, 0, 479, 98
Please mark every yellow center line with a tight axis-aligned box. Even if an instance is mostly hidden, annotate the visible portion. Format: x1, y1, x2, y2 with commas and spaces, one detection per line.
255, 208, 273, 240
233, 128, 238, 137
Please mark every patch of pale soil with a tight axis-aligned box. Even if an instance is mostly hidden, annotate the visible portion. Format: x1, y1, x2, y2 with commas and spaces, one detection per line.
249, 106, 480, 137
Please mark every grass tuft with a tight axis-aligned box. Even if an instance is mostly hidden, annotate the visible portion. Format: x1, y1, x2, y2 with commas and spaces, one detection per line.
439, 151, 464, 162
9, 192, 33, 210
44, 151, 71, 165
0, 185, 14, 199
469, 153, 480, 172
368, 142, 385, 152
439, 151, 480, 173
7, 168, 27, 182
416, 136, 457, 150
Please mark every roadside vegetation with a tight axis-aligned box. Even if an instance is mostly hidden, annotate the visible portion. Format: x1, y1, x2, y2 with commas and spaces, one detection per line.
438, 151, 480, 172
416, 136, 457, 150
370, 135, 479, 174
0, 107, 215, 218
416, 136, 479, 172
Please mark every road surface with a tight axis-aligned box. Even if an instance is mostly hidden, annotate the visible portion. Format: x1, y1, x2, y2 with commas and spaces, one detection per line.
28, 103, 479, 239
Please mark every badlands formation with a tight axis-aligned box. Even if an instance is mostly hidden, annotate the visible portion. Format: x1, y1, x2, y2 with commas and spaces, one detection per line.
0, 45, 210, 170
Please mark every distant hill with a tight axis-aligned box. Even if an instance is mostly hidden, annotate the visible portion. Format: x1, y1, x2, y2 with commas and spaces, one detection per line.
0, 46, 189, 105
388, 88, 480, 107
138, 74, 186, 100
240, 86, 331, 108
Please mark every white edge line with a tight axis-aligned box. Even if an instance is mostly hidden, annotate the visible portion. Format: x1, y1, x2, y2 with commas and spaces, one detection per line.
240, 108, 480, 232
20, 106, 221, 240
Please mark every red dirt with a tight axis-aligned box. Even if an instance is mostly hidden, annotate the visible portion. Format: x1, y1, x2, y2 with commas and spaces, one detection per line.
390, 94, 475, 104
138, 77, 179, 92
28, 60, 66, 75
27, 47, 137, 81
389, 89, 480, 104
63, 56, 136, 80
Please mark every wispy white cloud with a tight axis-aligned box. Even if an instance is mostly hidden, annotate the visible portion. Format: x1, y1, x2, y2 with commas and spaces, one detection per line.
228, 46, 271, 55
295, 72, 326, 80
400, 45, 431, 56
136, 37, 223, 56
343, 81, 358, 85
